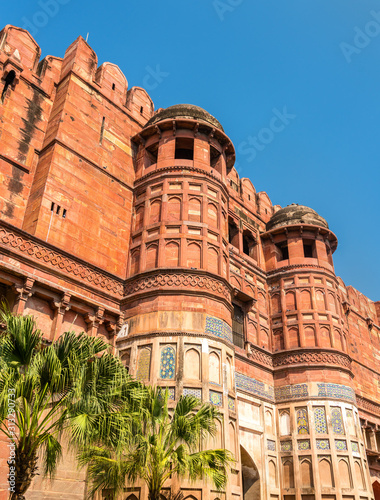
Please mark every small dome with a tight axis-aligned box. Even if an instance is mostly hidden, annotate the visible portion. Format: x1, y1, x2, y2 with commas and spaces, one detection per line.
145, 104, 224, 131
266, 204, 329, 231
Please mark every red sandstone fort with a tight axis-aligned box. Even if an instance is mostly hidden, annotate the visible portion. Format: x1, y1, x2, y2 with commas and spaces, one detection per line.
0, 24, 380, 500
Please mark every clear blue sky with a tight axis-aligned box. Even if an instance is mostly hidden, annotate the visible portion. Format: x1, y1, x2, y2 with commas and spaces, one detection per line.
3, 0, 380, 301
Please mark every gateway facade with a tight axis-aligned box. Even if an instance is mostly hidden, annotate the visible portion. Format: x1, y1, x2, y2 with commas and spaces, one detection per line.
0, 25, 380, 500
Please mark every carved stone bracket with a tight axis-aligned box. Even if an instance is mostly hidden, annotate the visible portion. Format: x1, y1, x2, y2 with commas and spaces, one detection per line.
85, 307, 105, 335
13, 277, 34, 314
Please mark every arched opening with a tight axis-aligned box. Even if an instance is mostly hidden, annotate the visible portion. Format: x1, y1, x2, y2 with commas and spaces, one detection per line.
228, 217, 239, 248
241, 446, 260, 500
373, 480, 380, 500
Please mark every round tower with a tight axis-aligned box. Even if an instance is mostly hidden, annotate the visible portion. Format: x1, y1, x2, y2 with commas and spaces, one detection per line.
117, 105, 241, 498
261, 205, 370, 500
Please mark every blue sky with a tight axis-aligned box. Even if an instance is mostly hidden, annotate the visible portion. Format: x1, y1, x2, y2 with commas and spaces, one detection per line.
3, 0, 380, 301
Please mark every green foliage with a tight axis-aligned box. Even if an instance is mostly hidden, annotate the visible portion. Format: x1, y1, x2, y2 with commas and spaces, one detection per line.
80, 387, 235, 500
0, 307, 144, 498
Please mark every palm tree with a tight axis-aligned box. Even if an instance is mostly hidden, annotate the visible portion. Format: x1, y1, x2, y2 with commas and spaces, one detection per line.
0, 309, 144, 500
80, 387, 235, 500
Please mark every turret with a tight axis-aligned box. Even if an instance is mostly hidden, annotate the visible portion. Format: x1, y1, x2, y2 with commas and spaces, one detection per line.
118, 105, 241, 497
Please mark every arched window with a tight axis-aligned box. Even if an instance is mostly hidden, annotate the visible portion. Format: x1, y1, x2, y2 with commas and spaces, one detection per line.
207, 246, 219, 274
228, 218, 239, 248
146, 244, 158, 270
167, 197, 181, 221
242, 230, 257, 260
280, 411, 290, 436
268, 460, 277, 487
188, 197, 201, 222
282, 459, 294, 488
184, 348, 200, 380
149, 199, 161, 224
134, 205, 144, 231
209, 352, 220, 385
300, 459, 313, 487
339, 459, 352, 488
319, 458, 334, 488
187, 242, 201, 269
164, 241, 179, 267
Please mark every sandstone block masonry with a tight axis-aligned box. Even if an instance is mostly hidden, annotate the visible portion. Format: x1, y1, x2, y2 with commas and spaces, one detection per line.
0, 24, 380, 500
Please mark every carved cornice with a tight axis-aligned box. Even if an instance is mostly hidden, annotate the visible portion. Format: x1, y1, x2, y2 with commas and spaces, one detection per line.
357, 395, 380, 418
245, 342, 273, 367
273, 349, 352, 370
0, 221, 124, 298
124, 269, 232, 302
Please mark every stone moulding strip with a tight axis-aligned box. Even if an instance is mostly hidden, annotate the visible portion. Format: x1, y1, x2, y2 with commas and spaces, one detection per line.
236, 373, 358, 405
134, 165, 229, 196
124, 269, 232, 302
356, 395, 380, 418
116, 331, 234, 350
0, 153, 30, 174
0, 221, 124, 298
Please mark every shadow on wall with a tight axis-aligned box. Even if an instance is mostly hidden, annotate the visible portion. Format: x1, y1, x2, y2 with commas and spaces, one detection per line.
241, 445, 260, 500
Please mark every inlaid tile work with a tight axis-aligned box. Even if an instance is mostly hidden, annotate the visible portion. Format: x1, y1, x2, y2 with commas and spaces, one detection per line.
298, 440, 311, 451
313, 407, 327, 434
160, 345, 176, 380
267, 439, 276, 451
317, 383, 356, 402
205, 316, 233, 343
209, 390, 223, 407
136, 347, 151, 380
183, 388, 202, 399
297, 408, 309, 434
275, 384, 308, 401
316, 439, 330, 450
335, 439, 348, 451
236, 372, 275, 401
281, 441, 293, 452
331, 407, 344, 435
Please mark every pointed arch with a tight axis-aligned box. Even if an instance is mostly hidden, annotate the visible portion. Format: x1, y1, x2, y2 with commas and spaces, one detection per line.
300, 289, 312, 309
188, 197, 201, 222
208, 202, 218, 228
339, 459, 352, 488
209, 351, 220, 385
280, 411, 290, 436
271, 294, 281, 314
288, 327, 300, 348
207, 246, 219, 274
319, 458, 334, 487
187, 242, 201, 269
146, 243, 158, 270
164, 240, 180, 267
167, 196, 181, 221
130, 249, 140, 275
300, 458, 313, 487
304, 326, 316, 347
282, 459, 294, 488
268, 459, 277, 488
184, 348, 200, 380
241, 446, 260, 500
354, 460, 365, 489
149, 199, 161, 224
134, 205, 144, 231
285, 291, 296, 311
